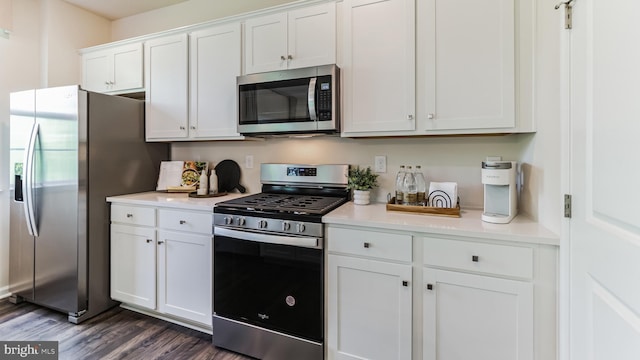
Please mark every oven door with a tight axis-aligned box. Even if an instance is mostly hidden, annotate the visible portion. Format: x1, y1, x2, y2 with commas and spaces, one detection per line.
213, 226, 323, 342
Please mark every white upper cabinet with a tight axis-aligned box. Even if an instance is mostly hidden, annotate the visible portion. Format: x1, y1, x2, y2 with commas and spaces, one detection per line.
244, 2, 336, 74
144, 34, 189, 141
423, 0, 515, 132
189, 23, 244, 140
82, 43, 143, 94
341, 0, 416, 135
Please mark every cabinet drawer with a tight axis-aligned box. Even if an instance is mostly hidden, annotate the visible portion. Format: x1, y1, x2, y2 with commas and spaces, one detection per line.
423, 237, 533, 279
327, 227, 411, 262
111, 204, 155, 227
158, 208, 212, 234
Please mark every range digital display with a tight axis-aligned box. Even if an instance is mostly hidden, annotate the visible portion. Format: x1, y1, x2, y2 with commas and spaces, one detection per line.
287, 167, 317, 176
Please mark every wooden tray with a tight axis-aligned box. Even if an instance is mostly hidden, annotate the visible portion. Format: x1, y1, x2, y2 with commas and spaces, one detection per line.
386, 197, 461, 218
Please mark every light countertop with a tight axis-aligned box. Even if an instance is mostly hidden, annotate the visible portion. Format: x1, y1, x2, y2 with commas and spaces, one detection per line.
322, 202, 559, 246
106, 191, 249, 212
107, 193, 559, 246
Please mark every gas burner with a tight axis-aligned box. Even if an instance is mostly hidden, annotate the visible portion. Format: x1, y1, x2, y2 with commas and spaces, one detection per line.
216, 193, 346, 215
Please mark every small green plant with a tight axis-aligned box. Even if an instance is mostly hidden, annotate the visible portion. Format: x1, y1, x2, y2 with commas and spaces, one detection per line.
347, 166, 379, 191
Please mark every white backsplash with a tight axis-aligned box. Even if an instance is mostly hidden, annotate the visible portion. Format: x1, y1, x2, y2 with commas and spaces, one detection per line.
171, 134, 528, 211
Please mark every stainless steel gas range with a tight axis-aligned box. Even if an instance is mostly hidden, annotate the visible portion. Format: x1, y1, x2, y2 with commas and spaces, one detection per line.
212, 163, 350, 360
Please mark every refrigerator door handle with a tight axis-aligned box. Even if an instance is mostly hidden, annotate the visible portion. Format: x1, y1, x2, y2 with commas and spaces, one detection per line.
24, 122, 39, 237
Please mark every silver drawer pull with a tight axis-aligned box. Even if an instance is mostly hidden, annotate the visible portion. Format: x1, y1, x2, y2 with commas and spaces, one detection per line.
363, 242, 371, 248
158, 241, 164, 245
179, 220, 186, 225
146, 239, 153, 243
472, 255, 479, 262
402, 280, 409, 287
126, 213, 133, 218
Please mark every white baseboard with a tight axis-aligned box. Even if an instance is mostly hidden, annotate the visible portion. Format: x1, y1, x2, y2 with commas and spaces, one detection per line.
0, 286, 10, 300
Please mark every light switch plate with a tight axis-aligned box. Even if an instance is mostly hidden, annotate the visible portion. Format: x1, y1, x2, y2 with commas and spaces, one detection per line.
245, 155, 254, 169
374, 155, 387, 173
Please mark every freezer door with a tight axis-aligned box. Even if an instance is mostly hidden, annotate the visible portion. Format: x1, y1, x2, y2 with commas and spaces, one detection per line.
31, 86, 84, 313
9, 90, 36, 301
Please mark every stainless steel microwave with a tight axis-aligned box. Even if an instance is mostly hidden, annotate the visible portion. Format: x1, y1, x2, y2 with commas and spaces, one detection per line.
237, 65, 340, 136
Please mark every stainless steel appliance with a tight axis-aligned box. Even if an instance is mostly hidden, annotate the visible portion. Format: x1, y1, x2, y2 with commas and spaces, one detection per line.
237, 65, 340, 136
213, 163, 349, 360
8, 85, 169, 323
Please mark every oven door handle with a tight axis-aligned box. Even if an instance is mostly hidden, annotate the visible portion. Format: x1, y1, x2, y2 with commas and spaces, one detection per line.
214, 227, 321, 249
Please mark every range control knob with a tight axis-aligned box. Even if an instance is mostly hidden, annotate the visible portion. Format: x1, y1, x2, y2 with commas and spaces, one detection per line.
236, 217, 246, 226
259, 220, 268, 229
296, 223, 306, 233
282, 221, 291, 231
224, 216, 233, 225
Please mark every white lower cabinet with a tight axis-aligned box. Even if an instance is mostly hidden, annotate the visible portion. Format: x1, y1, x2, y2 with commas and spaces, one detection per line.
422, 268, 533, 360
328, 255, 412, 360
326, 225, 556, 360
110, 203, 213, 331
327, 226, 413, 360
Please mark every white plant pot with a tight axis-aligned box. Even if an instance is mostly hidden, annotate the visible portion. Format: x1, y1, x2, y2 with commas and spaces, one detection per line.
353, 190, 371, 205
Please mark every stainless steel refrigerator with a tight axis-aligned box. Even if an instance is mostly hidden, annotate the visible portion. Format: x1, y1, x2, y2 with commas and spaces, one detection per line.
8, 85, 169, 323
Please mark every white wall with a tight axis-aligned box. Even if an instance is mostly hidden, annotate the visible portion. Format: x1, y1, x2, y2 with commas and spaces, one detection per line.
173, 135, 527, 210
111, 0, 296, 40
0, 0, 110, 298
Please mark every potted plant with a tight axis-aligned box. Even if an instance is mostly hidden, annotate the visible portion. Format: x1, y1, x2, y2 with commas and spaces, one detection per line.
347, 166, 379, 205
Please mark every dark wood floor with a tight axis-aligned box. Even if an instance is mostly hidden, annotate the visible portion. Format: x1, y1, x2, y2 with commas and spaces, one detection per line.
0, 299, 252, 360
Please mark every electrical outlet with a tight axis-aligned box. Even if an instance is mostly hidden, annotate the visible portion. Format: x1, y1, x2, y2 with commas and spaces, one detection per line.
245, 155, 254, 169
374, 155, 387, 173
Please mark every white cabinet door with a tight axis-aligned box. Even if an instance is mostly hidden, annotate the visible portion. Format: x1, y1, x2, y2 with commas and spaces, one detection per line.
145, 34, 189, 141
82, 50, 111, 93
423, 268, 533, 360
157, 230, 212, 326
328, 254, 412, 360
342, 0, 416, 135
110, 224, 157, 310
244, 3, 336, 74
244, 12, 288, 74
287, 3, 336, 69
111, 43, 143, 93
424, 0, 515, 131
189, 23, 243, 139
82, 43, 143, 94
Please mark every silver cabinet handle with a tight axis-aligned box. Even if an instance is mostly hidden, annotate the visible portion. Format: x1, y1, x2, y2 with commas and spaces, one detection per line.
402, 281, 409, 287
146, 239, 153, 243
179, 220, 186, 225
158, 240, 164, 245
427, 113, 435, 119
280, 55, 286, 61
472, 255, 479, 262
426, 284, 433, 291
287, 55, 293, 60
179, 126, 186, 130
363, 242, 371, 248
126, 213, 133, 218
190, 126, 196, 130
407, 114, 414, 120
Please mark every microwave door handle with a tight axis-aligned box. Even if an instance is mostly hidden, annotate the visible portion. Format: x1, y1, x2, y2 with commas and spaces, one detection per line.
308, 77, 317, 121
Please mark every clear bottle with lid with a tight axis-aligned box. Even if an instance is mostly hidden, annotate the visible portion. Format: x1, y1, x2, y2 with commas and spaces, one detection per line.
415, 165, 427, 206
395, 165, 406, 204
403, 166, 417, 205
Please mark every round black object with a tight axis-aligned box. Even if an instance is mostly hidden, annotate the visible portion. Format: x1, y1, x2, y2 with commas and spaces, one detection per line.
214, 159, 247, 193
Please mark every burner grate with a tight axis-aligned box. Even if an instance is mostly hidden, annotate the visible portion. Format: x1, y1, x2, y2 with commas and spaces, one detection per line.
217, 193, 346, 215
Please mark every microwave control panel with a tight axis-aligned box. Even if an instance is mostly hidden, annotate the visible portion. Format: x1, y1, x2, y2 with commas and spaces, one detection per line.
317, 75, 332, 120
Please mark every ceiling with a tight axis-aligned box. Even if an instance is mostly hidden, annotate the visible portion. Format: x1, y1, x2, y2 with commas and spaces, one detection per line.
63, 0, 189, 20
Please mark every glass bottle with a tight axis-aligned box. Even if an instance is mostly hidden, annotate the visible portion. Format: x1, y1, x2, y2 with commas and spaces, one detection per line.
415, 165, 427, 206
395, 165, 406, 204
403, 166, 417, 205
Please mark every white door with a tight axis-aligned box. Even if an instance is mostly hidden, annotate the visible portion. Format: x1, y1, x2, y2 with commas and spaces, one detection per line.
287, 3, 336, 69
568, 1, 640, 359
111, 43, 143, 92
244, 12, 288, 74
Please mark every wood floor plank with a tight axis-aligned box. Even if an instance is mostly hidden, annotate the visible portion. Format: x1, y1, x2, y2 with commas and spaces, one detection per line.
0, 300, 252, 360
